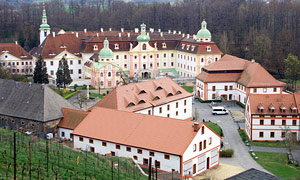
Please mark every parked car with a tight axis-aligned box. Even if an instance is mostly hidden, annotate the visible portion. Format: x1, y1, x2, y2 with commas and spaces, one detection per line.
212, 106, 229, 115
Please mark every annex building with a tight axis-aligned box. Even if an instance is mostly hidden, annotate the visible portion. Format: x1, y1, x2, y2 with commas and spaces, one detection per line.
30, 8, 222, 87
72, 107, 221, 178
0, 42, 34, 74
196, 54, 286, 104
245, 93, 300, 141
94, 77, 193, 120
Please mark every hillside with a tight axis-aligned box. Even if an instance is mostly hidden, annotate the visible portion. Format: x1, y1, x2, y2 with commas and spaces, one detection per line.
0, 128, 147, 179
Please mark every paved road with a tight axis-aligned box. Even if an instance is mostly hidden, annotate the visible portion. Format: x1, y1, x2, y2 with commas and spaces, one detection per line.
192, 100, 268, 172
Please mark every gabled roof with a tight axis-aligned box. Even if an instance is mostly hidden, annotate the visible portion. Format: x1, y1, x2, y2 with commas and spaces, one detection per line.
0, 43, 32, 60
248, 94, 298, 115
72, 107, 203, 155
225, 168, 283, 180
58, 108, 89, 130
31, 34, 82, 59
94, 77, 193, 112
0, 79, 75, 122
197, 54, 285, 88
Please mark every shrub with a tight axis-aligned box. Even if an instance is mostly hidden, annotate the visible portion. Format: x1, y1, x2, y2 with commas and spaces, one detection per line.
220, 149, 234, 157
199, 99, 222, 103
74, 84, 78, 91
82, 84, 87, 90
238, 129, 249, 142
236, 101, 245, 108
64, 90, 79, 99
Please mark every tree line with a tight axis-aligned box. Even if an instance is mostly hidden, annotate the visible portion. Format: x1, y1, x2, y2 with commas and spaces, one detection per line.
0, 0, 300, 78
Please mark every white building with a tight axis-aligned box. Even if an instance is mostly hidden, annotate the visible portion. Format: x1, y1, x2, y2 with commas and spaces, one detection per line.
94, 77, 193, 120
196, 54, 286, 104
72, 107, 221, 178
57, 108, 89, 140
245, 93, 300, 141
0, 42, 34, 74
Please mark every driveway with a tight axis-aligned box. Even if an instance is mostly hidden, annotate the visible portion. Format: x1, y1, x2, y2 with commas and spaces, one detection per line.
192, 100, 268, 172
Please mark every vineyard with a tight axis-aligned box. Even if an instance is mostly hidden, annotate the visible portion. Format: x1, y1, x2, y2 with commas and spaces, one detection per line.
0, 128, 147, 179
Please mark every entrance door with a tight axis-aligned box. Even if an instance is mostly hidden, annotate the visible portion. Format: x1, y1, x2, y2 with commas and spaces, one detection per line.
206, 157, 210, 170
221, 95, 227, 101
143, 64, 146, 69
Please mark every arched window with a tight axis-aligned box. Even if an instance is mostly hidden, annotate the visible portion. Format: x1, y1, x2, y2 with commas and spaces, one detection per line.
156, 86, 163, 91
108, 72, 111, 77
139, 90, 146, 94
176, 91, 182, 95
100, 72, 104, 77
142, 44, 146, 50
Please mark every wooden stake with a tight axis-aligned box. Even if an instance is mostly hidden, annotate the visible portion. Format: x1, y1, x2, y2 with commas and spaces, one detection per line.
13, 132, 16, 180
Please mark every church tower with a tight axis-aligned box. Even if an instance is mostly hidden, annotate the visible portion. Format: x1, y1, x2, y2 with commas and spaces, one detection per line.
196, 20, 211, 42
39, 7, 51, 45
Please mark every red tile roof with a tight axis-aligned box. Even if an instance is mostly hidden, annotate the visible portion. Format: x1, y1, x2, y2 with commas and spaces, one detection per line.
94, 77, 193, 112
72, 107, 204, 155
197, 54, 285, 88
0, 43, 32, 60
58, 108, 89, 130
248, 94, 298, 115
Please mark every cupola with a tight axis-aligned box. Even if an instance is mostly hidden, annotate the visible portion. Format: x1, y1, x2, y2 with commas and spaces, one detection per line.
196, 19, 211, 42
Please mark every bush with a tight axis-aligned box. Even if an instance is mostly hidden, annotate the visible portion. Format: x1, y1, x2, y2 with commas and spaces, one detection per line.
236, 101, 245, 108
238, 129, 249, 142
74, 84, 78, 91
82, 84, 87, 90
199, 99, 222, 103
220, 149, 234, 157
64, 90, 79, 99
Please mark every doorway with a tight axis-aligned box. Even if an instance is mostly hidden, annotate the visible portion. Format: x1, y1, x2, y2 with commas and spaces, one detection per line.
206, 157, 210, 170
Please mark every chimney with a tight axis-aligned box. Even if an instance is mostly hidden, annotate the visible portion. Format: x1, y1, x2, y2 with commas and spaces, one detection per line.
173, 30, 176, 34
15, 41, 18, 45
150, 28, 154, 33
160, 32, 163, 37
128, 32, 130, 37
147, 32, 149, 36
251, 59, 255, 63
187, 34, 190, 39
100, 28, 104, 32
52, 32, 55, 38
193, 122, 200, 132
158, 29, 161, 32
168, 30, 171, 34
84, 28, 87, 33
193, 34, 197, 40
179, 31, 182, 34
76, 32, 78, 38
118, 33, 121, 38
109, 28, 112, 31
182, 33, 185, 37
121, 28, 124, 32
96, 33, 99, 37
134, 28, 139, 33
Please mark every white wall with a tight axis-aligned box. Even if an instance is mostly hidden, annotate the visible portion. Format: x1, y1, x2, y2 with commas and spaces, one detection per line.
73, 135, 181, 172
58, 128, 73, 140
182, 124, 221, 177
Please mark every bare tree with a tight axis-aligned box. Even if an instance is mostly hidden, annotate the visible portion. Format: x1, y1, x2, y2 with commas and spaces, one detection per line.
282, 126, 298, 154
76, 91, 86, 109
193, 107, 200, 121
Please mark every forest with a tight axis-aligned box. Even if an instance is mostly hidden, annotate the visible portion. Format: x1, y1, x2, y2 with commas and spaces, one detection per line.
0, 0, 299, 78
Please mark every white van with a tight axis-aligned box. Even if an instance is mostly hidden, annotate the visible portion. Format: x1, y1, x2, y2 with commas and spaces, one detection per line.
212, 106, 229, 115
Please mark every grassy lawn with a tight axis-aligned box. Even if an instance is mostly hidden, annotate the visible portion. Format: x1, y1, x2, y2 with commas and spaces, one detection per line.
205, 122, 223, 136
181, 86, 193, 93
50, 86, 79, 99
238, 129, 285, 148
254, 151, 300, 179
0, 128, 147, 180
89, 93, 105, 99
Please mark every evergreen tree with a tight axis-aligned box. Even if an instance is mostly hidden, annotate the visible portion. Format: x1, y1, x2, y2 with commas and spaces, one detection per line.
284, 54, 300, 90
56, 56, 72, 88
33, 55, 49, 84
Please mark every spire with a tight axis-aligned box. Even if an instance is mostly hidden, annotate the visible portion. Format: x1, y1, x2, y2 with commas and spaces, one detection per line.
201, 19, 207, 29
39, 3, 51, 45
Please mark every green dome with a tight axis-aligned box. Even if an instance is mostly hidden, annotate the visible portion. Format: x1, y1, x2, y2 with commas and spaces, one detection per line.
201, 20, 207, 25
197, 28, 211, 38
137, 34, 150, 42
99, 39, 113, 58
40, 23, 50, 29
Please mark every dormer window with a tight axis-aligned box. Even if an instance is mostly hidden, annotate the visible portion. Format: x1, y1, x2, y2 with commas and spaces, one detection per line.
258, 103, 264, 113
153, 96, 160, 101
115, 44, 119, 50
127, 102, 135, 107
269, 104, 275, 113
181, 44, 185, 49
156, 86, 163, 91
186, 45, 190, 50
206, 46, 211, 52
167, 93, 173, 97
176, 91, 182, 95
139, 90, 146, 94
93, 45, 98, 51
138, 100, 146, 104
191, 45, 195, 51
280, 105, 286, 113
162, 43, 167, 48
60, 45, 66, 49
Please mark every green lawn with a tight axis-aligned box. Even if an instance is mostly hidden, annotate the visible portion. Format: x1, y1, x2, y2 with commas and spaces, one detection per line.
238, 129, 285, 148
181, 86, 193, 93
254, 151, 300, 179
205, 122, 223, 136
0, 128, 147, 180
89, 93, 105, 99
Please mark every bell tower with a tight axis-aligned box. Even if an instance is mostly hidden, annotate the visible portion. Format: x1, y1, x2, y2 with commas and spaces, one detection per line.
39, 5, 51, 45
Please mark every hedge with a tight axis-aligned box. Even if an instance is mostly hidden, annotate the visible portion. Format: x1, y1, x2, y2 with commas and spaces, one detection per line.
236, 101, 245, 108
199, 99, 222, 103
220, 149, 234, 157
64, 90, 80, 99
